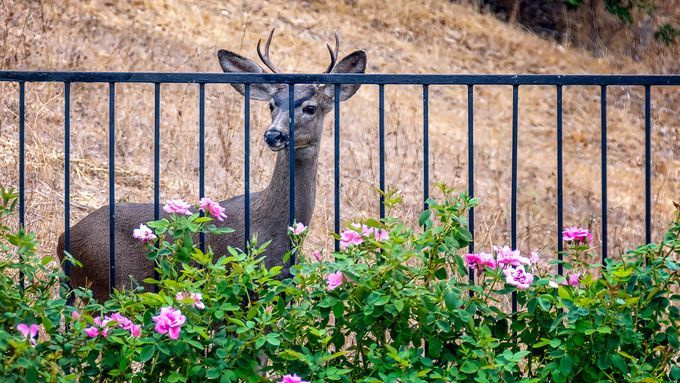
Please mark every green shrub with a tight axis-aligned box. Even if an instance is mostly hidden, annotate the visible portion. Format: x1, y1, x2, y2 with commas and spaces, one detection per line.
0, 184, 677, 382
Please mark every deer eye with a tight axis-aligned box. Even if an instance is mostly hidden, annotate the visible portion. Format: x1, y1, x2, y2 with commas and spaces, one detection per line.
302, 105, 317, 115
268, 103, 275, 112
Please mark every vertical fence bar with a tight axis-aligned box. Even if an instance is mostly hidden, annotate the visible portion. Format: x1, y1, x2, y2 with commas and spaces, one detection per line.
423, 85, 429, 211
108, 82, 116, 295
18, 83, 25, 227
334, 84, 341, 252
199, 83, 206, 252
154, 84, 161, 221
153, 83, 160, 289
244, 84, 251, 248
379, 84, 386, 220
64, 82, 71, 285
601, 85, 607, 264
556, 85, 564, 276
288, 84, 296, 264
511, 84, 519, 314
467, 85, 475, 290
18, 82, 25, 290
644, 85, 651, 244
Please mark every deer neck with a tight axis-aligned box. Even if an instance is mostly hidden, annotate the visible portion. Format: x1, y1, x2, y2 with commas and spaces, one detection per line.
259, 147, 319, 227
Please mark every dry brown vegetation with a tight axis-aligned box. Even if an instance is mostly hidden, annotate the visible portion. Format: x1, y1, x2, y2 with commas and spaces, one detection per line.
0, 0, 678, 271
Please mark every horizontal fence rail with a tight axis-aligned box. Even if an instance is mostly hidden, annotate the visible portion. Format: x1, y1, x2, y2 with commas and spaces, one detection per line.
1, 72, 679, 85
2, 71, 678, 306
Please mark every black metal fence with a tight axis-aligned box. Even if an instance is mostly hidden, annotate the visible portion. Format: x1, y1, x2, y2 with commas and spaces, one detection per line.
1, 71, 678, 312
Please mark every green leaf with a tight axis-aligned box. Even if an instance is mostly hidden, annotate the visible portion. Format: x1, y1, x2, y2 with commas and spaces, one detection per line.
427, 338, 443, 358
559, 355, 573, 376
167, 372, 185, 383
611, 354, 628, 374
185, 339, 204, 350
156, 342, 171, 356
597, 353, 611, 369
460, 360, 478, 374
228, 318, 246, 327
557, 286, 571, 300
617, 350, 636, 361
319, 296, 339, 308
418, 210, 431, 228
444, 290, 461, 311
537, 297, 552, 312
671, 365, 680, 380
266, 333, 281, 346
206, 368, 221, 379
138, 345, 155, 363
255, 336, 266, 348
436, 320, 451, 333
374, 295, 390, 306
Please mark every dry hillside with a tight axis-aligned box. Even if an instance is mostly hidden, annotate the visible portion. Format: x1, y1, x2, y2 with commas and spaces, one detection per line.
0, 0, 678, 271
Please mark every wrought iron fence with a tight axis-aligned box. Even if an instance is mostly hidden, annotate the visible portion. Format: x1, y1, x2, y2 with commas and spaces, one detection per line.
1, 71, 678, 312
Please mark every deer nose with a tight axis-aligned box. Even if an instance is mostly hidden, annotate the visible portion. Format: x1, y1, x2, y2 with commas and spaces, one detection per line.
264, 129, 288, 147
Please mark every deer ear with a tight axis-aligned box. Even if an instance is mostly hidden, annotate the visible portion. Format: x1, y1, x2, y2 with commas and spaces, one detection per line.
324, 50, 367, 102
217, 49, 276, 101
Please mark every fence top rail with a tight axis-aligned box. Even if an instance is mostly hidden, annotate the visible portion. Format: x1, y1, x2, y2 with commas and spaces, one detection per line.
0, 71, 679, 86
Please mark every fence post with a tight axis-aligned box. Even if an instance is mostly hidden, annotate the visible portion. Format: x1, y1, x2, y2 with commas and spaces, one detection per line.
108, 82, 116, 295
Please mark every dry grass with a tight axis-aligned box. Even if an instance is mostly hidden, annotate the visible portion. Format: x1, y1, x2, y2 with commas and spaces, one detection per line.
0, 0, 678, 272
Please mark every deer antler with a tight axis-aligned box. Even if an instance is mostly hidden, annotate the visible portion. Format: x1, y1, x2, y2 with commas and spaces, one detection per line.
258, 29, 339, 73
323, 30, 340, 73
257, 28, 282, 73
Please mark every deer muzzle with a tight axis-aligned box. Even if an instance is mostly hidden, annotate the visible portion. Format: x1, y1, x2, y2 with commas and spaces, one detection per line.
264, 128, 289, 151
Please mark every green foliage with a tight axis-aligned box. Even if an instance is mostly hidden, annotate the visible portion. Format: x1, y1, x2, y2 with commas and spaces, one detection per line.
565, 0, 677, 45
521, 221, 680, 383
0, 183, 678, 382
655, 23, 680, 45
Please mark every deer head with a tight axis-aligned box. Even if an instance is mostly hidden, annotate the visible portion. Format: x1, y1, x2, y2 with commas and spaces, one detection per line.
217, 29, 366, 159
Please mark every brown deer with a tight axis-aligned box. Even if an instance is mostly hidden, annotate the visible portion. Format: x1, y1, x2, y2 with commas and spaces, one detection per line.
57, 29, 366, 301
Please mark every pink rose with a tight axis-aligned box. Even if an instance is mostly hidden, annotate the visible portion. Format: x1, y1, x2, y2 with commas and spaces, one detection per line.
372, 227, 389, 242
152, 307, 186, 340
86, 313, 141, 338
563, 227, 592, 244
351, 223, 372, 237
199, 197, 227, 222
129, 324, 142, 338
568, 272, 581, 287
464, 252, 497, 270
529, 252, 540, 265
176, 291, 206, 310
288, 222, 307, 236
495, 246, 530, 267
163, 199, 193, 216
339, 229, 363, 249
503, 265, 534, 290
276, 374, 310, 383
93, 316, 112, 337
84, 326, 100, 338
326, 271, 344, 291
16, 323, 39, 346
132, 224, 157, 243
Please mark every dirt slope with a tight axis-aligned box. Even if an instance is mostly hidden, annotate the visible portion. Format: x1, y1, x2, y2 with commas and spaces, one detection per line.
0, 0, 678, 266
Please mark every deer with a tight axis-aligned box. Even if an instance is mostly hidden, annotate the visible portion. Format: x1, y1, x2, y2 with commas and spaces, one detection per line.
57, 29, 367, 301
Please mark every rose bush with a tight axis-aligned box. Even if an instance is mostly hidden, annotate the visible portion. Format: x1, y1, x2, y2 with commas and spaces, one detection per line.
0, 184, 678, 382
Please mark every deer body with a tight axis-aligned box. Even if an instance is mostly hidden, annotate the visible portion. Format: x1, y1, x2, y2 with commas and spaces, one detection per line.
57, 146, 318, 300
57, 30, 366, 301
